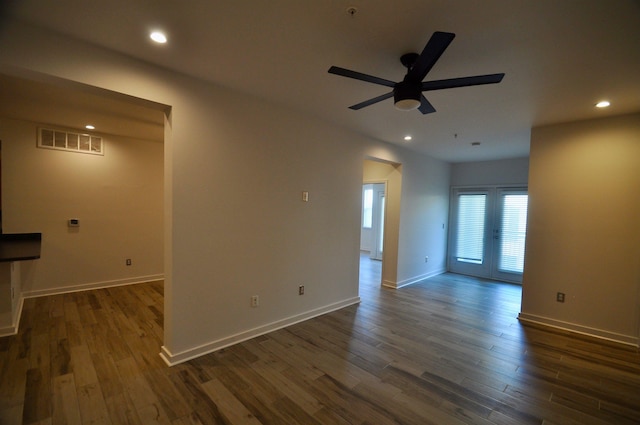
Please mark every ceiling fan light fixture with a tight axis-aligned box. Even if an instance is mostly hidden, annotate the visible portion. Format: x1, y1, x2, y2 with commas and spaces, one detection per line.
150, 31, 167, 44
394, 98, 421, 111
394, 81, 421, 111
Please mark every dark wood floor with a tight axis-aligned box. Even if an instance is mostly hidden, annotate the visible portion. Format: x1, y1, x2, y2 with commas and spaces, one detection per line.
1, 254, 639, 424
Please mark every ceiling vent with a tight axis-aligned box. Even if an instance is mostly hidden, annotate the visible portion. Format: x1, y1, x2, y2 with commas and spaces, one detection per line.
38, 127, 103, 155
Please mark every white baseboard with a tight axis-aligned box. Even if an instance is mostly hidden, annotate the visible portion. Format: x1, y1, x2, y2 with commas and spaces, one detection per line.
0, 325, 16, 338
21, 274, 164, 298
160, 296, 362, 366
0, 296, 24, 337
2, 275, 164, 337
518, 312, 639, 348
383, 268, 446, 289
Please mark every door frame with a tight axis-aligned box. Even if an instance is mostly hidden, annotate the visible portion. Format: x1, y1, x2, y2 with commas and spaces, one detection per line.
361, 181, 387, 261
447, 185, 528, 284
370, 183, 386, 261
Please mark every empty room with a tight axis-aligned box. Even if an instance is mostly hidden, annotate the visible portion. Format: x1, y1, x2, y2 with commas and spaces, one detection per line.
1, 1, 639, 424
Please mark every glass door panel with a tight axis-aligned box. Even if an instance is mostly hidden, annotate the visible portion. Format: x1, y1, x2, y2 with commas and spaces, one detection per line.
449, 190, 492, 278
449, 187, 528, 283
492, 190, 528, 282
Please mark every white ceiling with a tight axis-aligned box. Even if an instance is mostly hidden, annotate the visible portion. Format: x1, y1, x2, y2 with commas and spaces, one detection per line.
3, 0, 640, 162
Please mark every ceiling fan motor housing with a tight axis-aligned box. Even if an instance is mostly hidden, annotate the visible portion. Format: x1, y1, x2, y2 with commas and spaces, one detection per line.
394, 80, 422, 110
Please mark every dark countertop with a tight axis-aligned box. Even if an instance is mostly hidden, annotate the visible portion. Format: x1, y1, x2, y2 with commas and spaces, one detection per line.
0, 233, 42, 262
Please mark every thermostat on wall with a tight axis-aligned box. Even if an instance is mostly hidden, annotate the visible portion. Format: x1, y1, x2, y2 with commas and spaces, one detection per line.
68, 218, 80, 227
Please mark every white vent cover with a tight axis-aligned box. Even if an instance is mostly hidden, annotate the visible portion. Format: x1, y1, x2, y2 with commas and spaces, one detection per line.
38, 127, 103, 155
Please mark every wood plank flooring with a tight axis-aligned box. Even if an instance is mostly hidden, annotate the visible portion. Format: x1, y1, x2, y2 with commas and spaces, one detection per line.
1, 255, 640, 424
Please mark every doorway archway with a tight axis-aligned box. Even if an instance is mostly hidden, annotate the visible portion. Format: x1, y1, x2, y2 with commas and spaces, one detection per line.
360, 158, 402, 289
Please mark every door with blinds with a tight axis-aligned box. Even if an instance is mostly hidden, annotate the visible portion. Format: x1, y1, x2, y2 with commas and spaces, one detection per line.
449, 187, 529, 284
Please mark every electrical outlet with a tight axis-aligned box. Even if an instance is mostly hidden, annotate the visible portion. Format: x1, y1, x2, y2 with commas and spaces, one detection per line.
251, 295, 259, 307
299, 285, 305, 295
126, 259, 132, 266
425, 256, 429, 263
556, 292, 565, 303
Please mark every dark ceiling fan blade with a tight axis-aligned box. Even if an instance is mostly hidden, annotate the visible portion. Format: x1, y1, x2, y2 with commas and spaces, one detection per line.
349, 92, 394, 110
406, 31, 455, 83
418, 95, 436, 114
421, 73, 505, 91
328, 66, 396, 88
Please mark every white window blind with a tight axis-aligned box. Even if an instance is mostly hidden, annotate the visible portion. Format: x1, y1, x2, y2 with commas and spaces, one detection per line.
455, 194, 486, 264
498, 194, 529, 273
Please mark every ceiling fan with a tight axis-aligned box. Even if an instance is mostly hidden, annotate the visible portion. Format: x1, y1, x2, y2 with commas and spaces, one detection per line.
328, 31, 504, 114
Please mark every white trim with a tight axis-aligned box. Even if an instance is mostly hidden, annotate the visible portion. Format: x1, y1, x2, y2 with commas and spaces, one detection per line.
0, 325, 16, 338
382, 279, 397, 289
2, 275, 164, 337
382, 268, 446, 289
0, 296, 25, 337
160, 296, 362, 366
518, 312, 639, 348
21, 274, 164, 298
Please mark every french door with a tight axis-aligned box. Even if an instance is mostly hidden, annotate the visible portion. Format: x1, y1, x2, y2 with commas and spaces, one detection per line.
448, 187, 529, 283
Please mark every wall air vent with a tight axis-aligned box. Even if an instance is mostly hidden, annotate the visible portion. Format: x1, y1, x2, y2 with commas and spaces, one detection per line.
38, 127, 103, 155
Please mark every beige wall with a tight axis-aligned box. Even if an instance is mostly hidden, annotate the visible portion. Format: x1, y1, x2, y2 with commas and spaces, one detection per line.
0, 117, 164, 295
0, 21, 452, 363
520, 113, 640, 345
395, 151, 450, 287
451, 157, 529, 186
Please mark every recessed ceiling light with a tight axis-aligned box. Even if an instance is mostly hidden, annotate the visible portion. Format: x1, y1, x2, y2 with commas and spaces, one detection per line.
595, 100, 610, 108
85, 124, 95, 130
404, 135, 412, 141
150, 31, 167, 44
